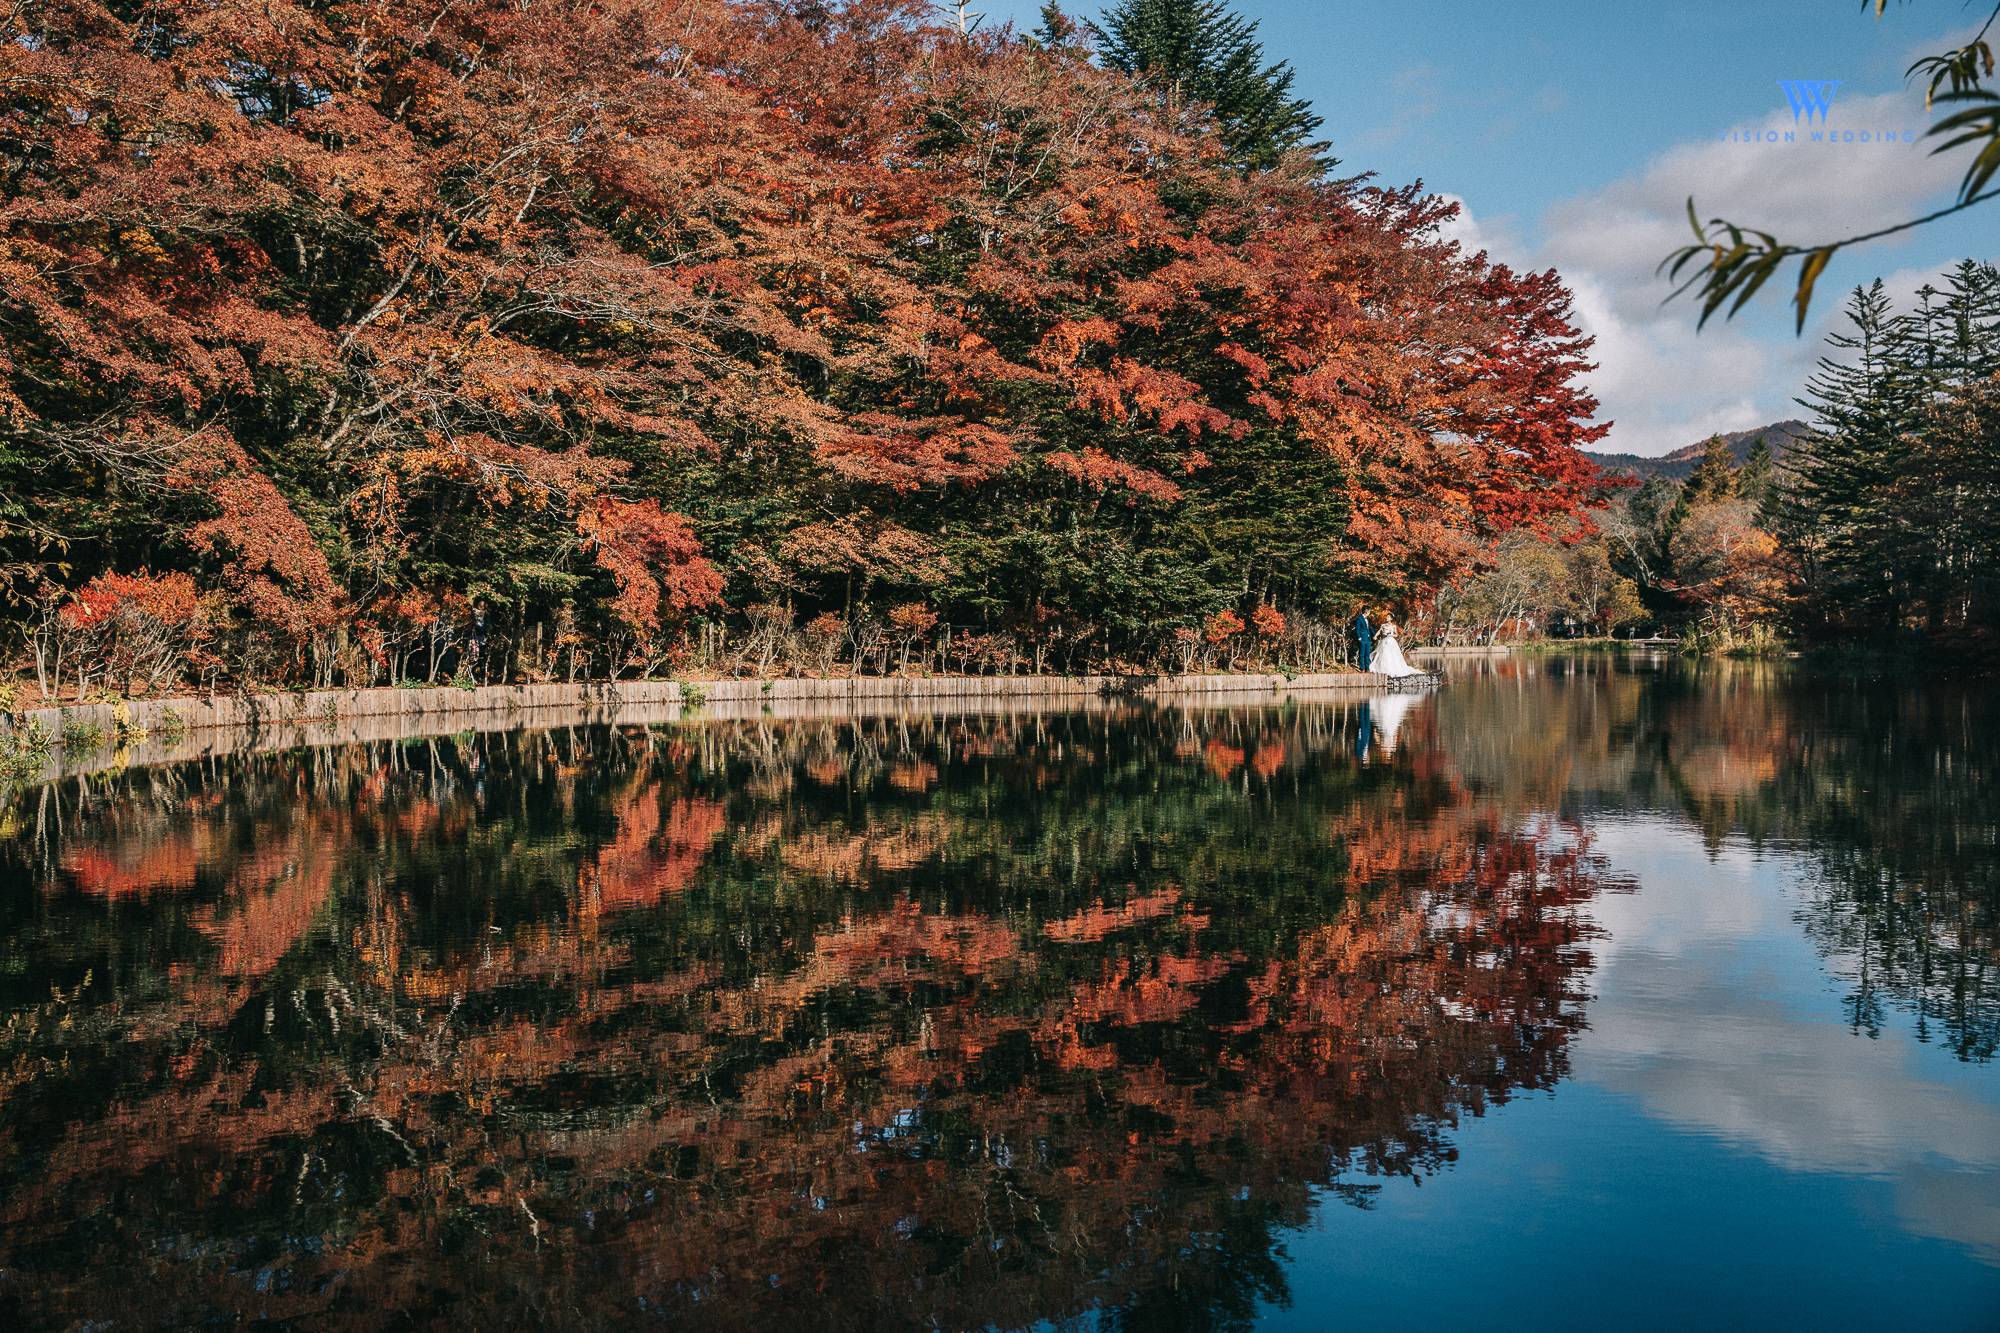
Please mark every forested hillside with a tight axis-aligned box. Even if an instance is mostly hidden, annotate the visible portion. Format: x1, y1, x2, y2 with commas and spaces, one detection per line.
1583, 421, 1810, 483
0, 0, 1613, 698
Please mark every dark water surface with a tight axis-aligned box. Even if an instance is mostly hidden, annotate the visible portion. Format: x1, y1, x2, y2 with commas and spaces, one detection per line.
1, 657, 1995, 1331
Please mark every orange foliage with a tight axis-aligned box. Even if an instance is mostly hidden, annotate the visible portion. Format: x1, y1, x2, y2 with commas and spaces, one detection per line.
1042, 447, 1183, 502
0, 0, 1612, 689
189, 857, 334, 980
60, 571, 200, 632
887, 602, 939, 635
62, 842, 201, 899
578, 497, 725, 637
57, 569, 207, 693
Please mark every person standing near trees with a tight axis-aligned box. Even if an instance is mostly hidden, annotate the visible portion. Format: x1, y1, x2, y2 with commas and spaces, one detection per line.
468, 602, 490, 684
1353, 605, 1374, 671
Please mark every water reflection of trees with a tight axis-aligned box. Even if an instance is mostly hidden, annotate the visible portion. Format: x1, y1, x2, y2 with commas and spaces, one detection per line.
1738, 676, 1997, 1062
1437, 657, 1999, 1062
0, 707, 1614, 1330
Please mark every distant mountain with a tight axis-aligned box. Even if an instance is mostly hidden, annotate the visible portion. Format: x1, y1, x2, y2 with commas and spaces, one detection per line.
1583, 420, 1813, 481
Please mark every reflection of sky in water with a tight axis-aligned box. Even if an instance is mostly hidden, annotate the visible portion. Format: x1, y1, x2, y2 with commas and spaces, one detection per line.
1268, 813, 2000, 1332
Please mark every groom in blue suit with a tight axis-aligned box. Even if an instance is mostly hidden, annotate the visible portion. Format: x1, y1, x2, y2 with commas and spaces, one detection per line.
1353, 606, 1373, 671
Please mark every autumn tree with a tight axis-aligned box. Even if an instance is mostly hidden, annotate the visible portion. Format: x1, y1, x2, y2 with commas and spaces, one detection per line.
0, 0, 1613, 690
0, 0, 773, 686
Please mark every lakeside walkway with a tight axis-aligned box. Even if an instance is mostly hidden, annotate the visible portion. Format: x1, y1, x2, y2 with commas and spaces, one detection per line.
0, 665, 1485, 786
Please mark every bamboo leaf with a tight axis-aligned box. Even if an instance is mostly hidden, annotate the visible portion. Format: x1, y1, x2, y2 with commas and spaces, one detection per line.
1793, 247, 1837, 333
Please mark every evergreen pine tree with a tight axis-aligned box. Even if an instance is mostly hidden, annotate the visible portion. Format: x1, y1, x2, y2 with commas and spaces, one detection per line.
1784, 282, 1915, 629
1895, 261, 2000, 632
1089, 0, 1330, 172
1627, 474, 1680, 536
1905, 260, 2000, 393
1683, 434, 1737, 504
1738, 435, 1776, 513
1920, 374, 2000, 637
1660, 484, 1692, 573
1029, 2, 1089, 55
1774, 262, 2000, 638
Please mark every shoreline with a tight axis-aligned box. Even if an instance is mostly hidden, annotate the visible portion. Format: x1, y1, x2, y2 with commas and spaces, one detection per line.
0, 667, 1461, 786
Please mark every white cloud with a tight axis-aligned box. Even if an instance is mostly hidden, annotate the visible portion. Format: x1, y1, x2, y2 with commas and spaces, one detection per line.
1467, 83, 1985, 455
1581, 941, 2000, 1263
1434, 190, 1515, 259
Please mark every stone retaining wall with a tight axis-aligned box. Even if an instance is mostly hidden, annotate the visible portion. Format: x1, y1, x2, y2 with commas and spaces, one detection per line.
0, 671, 1411, 787
5, 670, 1398, 741
8, 680, 683, 742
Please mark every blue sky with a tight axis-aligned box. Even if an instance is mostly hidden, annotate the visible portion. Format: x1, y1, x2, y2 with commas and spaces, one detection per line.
979, 0, 2000, 454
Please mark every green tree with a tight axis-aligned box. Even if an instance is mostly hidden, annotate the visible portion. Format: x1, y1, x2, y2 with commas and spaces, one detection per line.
1738, 435, 1776, 514
1028, 2, 1091, 55
1088, 0, 1330, 171
1683, 434, 1738, 504
1782, 281, 1921, 628
1626, 474, 1681, 539
1782, 263, 2000, 634
1661, 485, 1693, 560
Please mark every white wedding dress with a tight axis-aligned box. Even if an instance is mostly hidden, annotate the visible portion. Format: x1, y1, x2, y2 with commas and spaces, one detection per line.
1371, 627, 1423, 677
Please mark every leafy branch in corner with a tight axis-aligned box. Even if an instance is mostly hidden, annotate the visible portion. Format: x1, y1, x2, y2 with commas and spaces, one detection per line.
1662, 1, 1999, 332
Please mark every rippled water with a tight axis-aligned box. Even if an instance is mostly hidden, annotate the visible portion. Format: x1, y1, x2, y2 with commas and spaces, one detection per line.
1, 657, 1995, 1330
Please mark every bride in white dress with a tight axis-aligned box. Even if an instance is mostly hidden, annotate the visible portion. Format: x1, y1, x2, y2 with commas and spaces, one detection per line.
1370, 619, 1424, 677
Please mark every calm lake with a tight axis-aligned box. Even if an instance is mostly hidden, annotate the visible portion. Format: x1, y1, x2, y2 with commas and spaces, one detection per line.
1, 656, 1995, 1330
